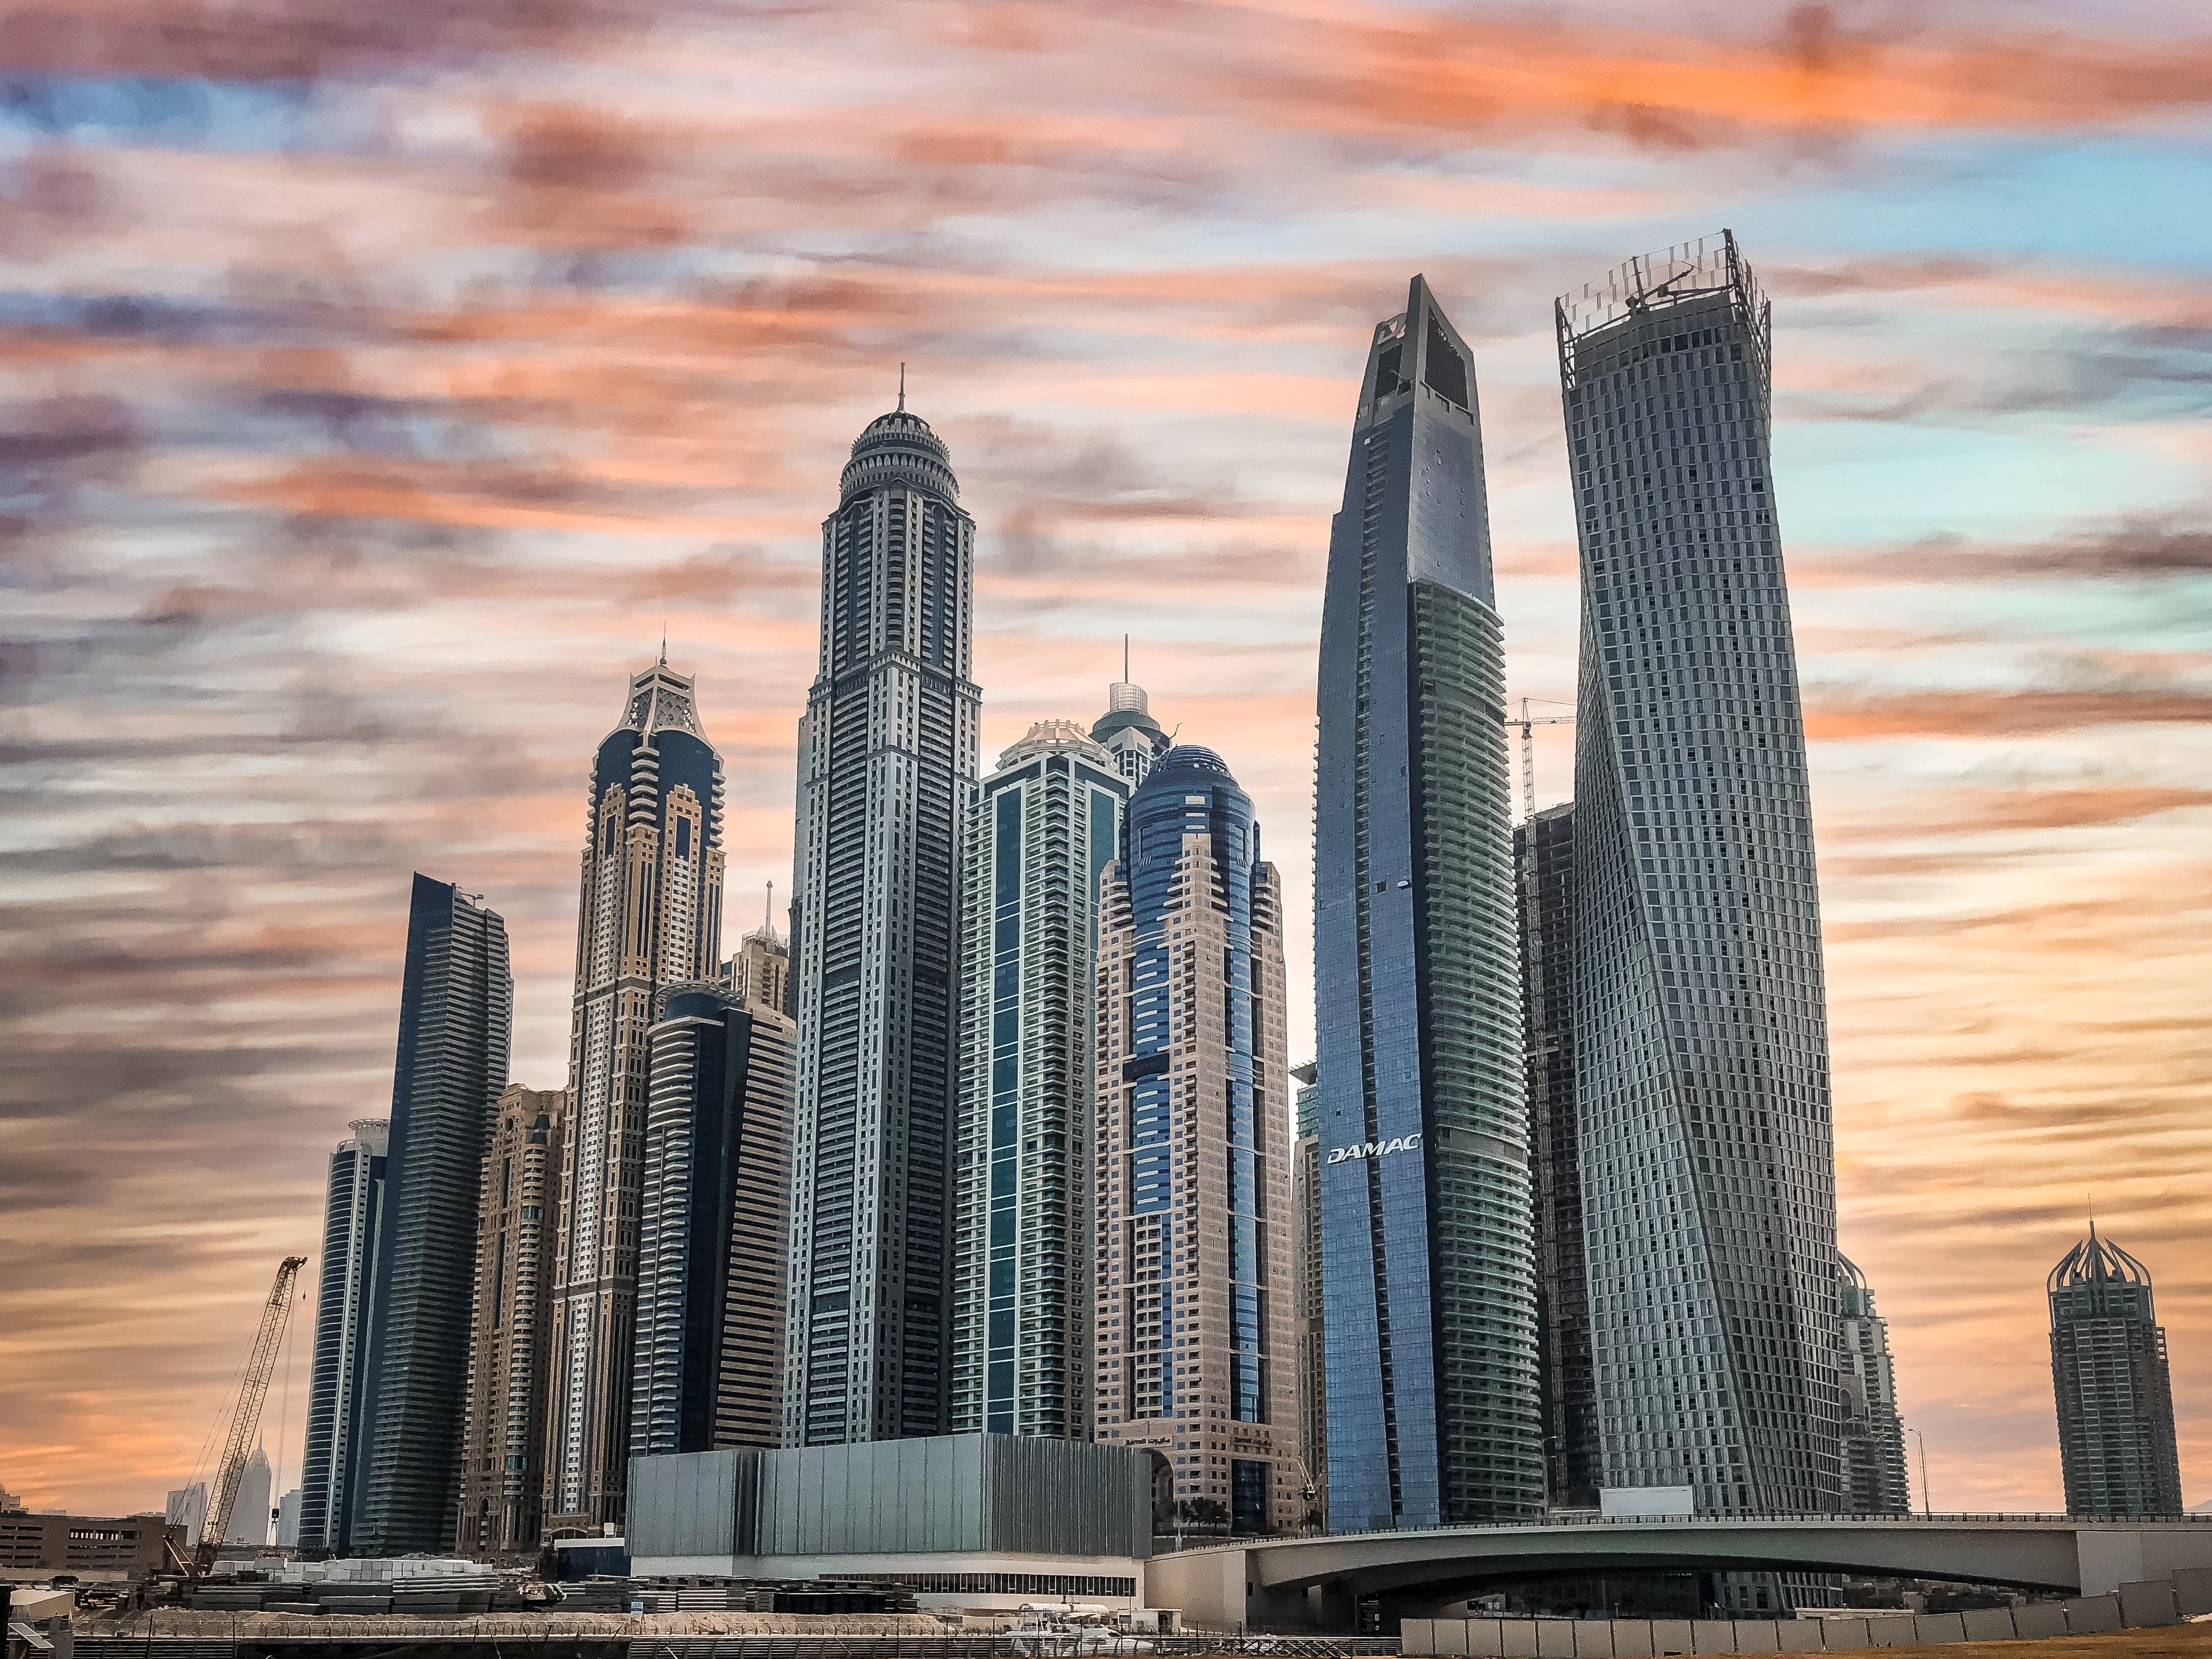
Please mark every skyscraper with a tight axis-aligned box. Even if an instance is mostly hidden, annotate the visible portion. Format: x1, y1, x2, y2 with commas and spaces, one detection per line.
546, 660, 726, 1530
1838, 1255, 1909, 1517
2049, 1227, 2184, 1516
1314, 274, 1544, 1531
630, 978, 795, 1455
1091, 746, 1302, 1534
951, 718, 1130, 1439
164, 1482, 207, 1551
356, 874, 514, 1556
1091, 672, 1171, 788
1518, 802, 1599, 1511
723, 909, 793, 1017
1291, 1064, 1327, 1527
787, 402, 978, 1446
298, 1118, 387, 1558
1556, 232, 1843, 1527
458, 1084, 568, 1554
232, 1449, 273, 1549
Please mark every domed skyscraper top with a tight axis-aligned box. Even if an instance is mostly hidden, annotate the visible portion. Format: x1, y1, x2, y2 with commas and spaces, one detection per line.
839, 370, 958, 504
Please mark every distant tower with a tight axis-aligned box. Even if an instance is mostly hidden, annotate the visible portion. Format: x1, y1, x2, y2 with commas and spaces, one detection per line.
950, 719, 1130, 1438
1518, 801, 1598, 1511
1091, 651, 1171, 788
457, 1085, 569, 1554
164, 1483, 208, 1551
1091, 746, 1304, 1533
1315, 275, 1543, 1531
298, 1118, 387, 1558
1557, 233, 1843, 1535
787, 402, 978, 1446
2049, 1227, 2185, 1516
275, 1488, 301, 1550
724, 902, 793, 1017
1838, 1255, 1910, 1516
543, 661, 725, 1530
354, 875, 514, 1556
233, 1449, 273, 1550
1291, 1063, 1327, 1526
630, 984, 795, 1454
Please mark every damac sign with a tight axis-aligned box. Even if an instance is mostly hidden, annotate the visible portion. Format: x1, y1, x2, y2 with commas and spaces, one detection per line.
1327, 1133, 1423, 1165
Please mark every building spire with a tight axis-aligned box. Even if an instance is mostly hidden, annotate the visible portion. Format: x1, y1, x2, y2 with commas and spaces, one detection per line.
764, 879, 774, 933
897, 362, 906, 413
658, 623, 667, 667
1123, 633, 1130, 681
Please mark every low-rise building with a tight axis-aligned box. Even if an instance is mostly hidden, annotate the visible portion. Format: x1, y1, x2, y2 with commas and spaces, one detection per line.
0, 1513, 183, 1581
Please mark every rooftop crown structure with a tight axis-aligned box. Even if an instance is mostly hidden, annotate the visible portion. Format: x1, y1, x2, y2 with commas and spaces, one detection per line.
2048, 1224, 2184, 1517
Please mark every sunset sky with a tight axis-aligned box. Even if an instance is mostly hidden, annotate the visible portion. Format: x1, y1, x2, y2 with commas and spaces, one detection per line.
2, 0, 2208, 1524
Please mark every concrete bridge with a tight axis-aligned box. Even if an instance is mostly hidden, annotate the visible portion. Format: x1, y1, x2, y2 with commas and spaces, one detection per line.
1143, 1515, 2212, 1630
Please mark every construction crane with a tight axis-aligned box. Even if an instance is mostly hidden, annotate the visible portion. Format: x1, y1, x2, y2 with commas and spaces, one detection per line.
189, 1255, 308, 1579
1505, 697, 1575, 822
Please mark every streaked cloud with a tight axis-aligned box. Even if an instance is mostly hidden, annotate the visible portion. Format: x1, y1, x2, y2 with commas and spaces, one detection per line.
3, 0, 2210, 1521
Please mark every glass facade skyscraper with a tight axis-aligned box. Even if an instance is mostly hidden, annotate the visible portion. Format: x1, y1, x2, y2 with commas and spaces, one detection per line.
630, 981, 795, 1455
546, 662, 726, 1530
1315, 275, 1544, 1531
298, 1118, 386, 1559
1519, 802, 1599, 1512
1838, 1255, 1910, 1516
1556, 232, 1843, 1528
787, 405, 978, 1446
2049, 1228, 2184, 1516
1091, 746, 1302, 1533
356, 874, 514, 1556
951, 716, 1129, 1440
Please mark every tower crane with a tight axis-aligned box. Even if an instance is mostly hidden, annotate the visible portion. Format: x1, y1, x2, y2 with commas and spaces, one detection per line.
189, 1255, 308, 1579
1504, 698, 1575, 822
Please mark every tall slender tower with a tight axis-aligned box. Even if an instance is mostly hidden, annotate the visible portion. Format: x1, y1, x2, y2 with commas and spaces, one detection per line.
2049, 1227, 2184, 1516
951, 718, 1130, 1439
1556, 232, 1843, 1534
356, 874, 512, 1556
787, 403, 979, 1446
630, 982, 794, 1455
545, 662, 725, 1530
232, 1448, 273, 1549
1519, 802, 1599, 1511
298, 1119, 386, 1559
1314, 275, 1544, 1531
1291, 1064, 1327, 1525
458, 1085, 568, 1554
1838, 1255, 1910, 1516
1091, 745, 1302, 1533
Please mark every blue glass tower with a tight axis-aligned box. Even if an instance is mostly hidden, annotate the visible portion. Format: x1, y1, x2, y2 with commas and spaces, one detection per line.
355, 874, 513, 1555
1092, 746, 1302, 1533
1314, 276, 1545, 1531
297, 1119, 387, 1559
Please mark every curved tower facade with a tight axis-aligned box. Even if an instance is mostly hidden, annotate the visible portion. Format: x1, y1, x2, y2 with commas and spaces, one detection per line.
1838, 1255, 1910, 1516
1092, 746, 1302, 1533
1556, 232, 1842, 1531
1314, 275, 1544, 1531
2049, 1228, 2184, 1516
545, 662, 725, 1530
787, 406, 979, 1445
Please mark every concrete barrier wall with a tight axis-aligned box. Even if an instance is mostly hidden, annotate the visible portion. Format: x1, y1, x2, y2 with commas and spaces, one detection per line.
2063, 1594, 2121, 1633
1401, 1587, 2189, 1659
2174, 1567, 2212, 1618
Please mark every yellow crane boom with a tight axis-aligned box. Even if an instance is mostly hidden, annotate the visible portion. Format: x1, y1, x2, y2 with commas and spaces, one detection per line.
191, 1255, 307, 1578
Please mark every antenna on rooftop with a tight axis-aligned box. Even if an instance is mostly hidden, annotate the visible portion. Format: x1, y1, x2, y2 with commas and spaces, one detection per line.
898, 363, 906, 413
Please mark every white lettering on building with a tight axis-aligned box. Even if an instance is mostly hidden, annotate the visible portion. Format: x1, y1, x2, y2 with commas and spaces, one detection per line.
1326, 1133, 1423, 1165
